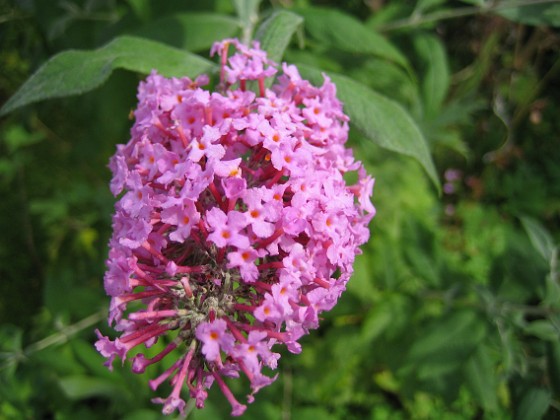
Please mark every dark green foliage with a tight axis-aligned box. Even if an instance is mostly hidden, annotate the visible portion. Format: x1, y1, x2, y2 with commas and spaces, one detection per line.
1, 0, 559, 418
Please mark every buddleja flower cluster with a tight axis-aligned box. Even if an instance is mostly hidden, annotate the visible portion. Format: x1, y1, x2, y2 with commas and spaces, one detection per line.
95, 38, 375, 416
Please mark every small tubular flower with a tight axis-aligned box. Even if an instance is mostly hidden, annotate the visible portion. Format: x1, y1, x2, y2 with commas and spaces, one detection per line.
96, 38, 375, 416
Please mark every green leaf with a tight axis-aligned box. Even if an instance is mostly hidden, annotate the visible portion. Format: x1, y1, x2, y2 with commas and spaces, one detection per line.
70, 339, 114, 380
298, 64, 440, 191
296, 7, 409, 69
122, 410, 163, 420
133, 13, 240, 51
514, 387, 551, 420
523, 320, 559, 341
125, 0, 151, 21
255, 10, 304, 65
361, 295, 407, 342
347, 58, 421, 113
291, 407, 338, 420
459, 0, 485, 5
464, 345, 498, 411
404, 310, 487, 378
0, 36, 216, 116
59, 375, 125, 400
415, 0, 449, 14
412, 32, 450, 119
544, 275, 560, 309
546, 341, 560, 396
347, 253, 377, 304
3, 125, 45, 153
497, 2, 560, 27
520, 216, 555, 263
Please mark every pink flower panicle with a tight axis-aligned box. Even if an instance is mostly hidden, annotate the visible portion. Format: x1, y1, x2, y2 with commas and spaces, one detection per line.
96, 38, 375, 416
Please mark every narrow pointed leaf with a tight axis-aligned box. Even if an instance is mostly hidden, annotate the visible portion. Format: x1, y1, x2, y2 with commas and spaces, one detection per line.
296, 7, 409, 69
464, 346, 498, 411
255, 10, 304, 64
520, 216, 555, 263
133, 13, 240, 51
0, 36, 216, 116
298, 64, 440, 191
413, 33, 450, 119
404, 310, 487, 378
514, 387, 551, 420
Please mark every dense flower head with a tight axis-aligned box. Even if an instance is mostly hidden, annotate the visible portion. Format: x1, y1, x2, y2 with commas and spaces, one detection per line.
96, 38, 375, 416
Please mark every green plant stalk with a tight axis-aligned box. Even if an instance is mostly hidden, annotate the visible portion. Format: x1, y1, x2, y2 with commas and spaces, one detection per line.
377, 0, 560, 32
0, 309, 106, 371
234, 0, 262, 45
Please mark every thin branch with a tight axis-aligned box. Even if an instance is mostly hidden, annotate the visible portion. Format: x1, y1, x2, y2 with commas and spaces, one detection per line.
377, 0, 560, 32
0, 308, 106, 371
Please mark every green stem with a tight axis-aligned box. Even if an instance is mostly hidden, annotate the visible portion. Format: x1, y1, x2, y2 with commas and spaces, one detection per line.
0, 308, 106, 371
234, 0, 262, 45
377, 0, 560, 32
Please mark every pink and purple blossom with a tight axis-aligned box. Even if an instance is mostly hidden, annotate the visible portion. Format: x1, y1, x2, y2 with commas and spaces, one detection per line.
96, 38, 375, 416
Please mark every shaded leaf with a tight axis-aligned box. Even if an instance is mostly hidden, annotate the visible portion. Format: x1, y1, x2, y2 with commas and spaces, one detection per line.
70, 339, 114, 380
296, 7, 409, 69
59, 375, 125, 400
255, 10, 303, 65
347, 58, 421, 113
133, 13, 240, 51
122, 410, 163, 420
0, 36, 216, 116
298, 64, 440, 191
3, 125, 45, 153
413, 32, 450, 119
404, 310, 487, 378
497, 2, 560, 27
514, 387, 551, 420
347, 253, 376, 304
291, 406, 337, 420
546, 341, 560, 396
361, 296, 405, 342
523, 320, 559, 342
464, 345, 498, 411
520, 216, 555, 263
126, 0, 151, 21
415, 0, 449, 13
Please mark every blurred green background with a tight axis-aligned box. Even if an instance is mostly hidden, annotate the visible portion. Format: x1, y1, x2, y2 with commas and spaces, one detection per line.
1, 0, 559, 418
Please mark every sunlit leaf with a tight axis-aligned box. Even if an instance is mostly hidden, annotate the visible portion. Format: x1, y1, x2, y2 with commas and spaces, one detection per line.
255, 10, 303, 64
0, 36, 216, 116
